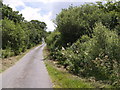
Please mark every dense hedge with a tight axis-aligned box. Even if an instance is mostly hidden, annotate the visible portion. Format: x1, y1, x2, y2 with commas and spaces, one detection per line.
61, 23, 120, 86
1, 2, 47, 58
46, 1, 120, 87
55, 1, 120, 46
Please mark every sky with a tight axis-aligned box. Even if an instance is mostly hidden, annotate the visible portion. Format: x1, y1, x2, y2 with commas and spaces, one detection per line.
3, 0, 104, 31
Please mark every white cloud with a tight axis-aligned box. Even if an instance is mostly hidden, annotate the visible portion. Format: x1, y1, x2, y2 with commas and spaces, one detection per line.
3, 0, 55, 31
20, 7, 41, 21
3, 0, 109, 31
42, 12, 55, 31
3, 0, 25, 11
20, 6, 55, 31
4, 0, 103, 3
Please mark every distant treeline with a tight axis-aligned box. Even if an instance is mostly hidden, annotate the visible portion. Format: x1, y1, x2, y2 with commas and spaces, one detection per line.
46, 1, 120, 88
0, 1, 47, 58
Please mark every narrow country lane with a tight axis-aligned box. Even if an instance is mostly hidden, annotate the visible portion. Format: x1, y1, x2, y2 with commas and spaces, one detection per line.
0, 43, 53, 88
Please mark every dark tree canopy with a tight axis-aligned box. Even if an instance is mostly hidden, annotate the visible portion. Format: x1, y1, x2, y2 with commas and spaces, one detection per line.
30, 20, 47, 30
1, 2, 47, 56
46, 1, 120, 87
55, 1, 120, 46
2, 4, 24, 23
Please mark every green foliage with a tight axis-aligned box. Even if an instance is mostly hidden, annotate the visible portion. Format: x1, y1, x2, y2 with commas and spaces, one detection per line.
46, 31, 64, 60
93, 23, 120, 61
2, 18, 26, 55
30, 20, 47, 30
46, 31, 62, 50
2, 49, 14, 58
47, 1, 120, 87
47, 23, 120, 87
57, 23, 120, 87
2, 4, 24, 23
45, 60, 95, 88
1, 3, 47, 58
115, 24, 120, 35
55, 4, 98, 45
55, 1, 120, 46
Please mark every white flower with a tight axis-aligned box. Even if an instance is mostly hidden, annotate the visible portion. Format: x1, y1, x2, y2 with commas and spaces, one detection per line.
84, 52, 88, 55
76, 50, 78, 53
62, 47, 65, 50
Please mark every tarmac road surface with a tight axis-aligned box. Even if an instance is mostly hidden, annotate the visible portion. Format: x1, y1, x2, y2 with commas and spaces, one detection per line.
0, 43, 53, 88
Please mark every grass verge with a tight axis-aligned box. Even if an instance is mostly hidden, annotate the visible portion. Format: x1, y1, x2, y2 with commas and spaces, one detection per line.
45, 60, 94, 88
0, 43, 42, 73
43, 47, 113, 88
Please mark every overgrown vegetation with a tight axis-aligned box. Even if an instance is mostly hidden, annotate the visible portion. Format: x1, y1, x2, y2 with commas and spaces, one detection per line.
44, 47, 113, 88
45, 60, 94, 88
1, 1, 47, 58
46, 1, 120, 88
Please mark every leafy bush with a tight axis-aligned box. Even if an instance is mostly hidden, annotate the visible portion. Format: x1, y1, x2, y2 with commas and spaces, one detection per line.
46, 30, 64, 51
55, 1, 119, 46
48, 23, 120, 87
60, 23, 120, 87
1, 3, 47, 58
46, 1, 120, 87
2, 49, 14, 58
2, 18, 26, 55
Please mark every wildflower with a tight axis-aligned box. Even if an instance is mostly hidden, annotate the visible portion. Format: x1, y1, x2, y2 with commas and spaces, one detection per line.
84, 52, 88, 55
62, 47, 65, 50
76, 50, 79, 53
105, 55, 108, 58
